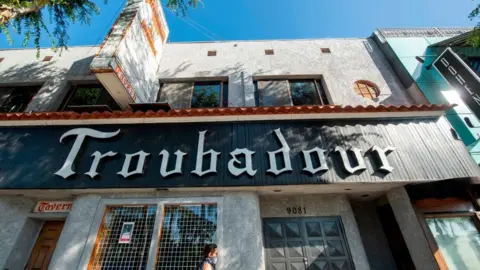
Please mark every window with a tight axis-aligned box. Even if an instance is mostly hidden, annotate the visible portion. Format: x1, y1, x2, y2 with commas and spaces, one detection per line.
265, 49, 274, 55
353, 80, 380, 100
191, 81, 228, 108
156, 204, 217, 270
468, 57, 480, 75
61, 84, 120, 111
426, 217, 480, 269
255, 79, 328, 107
207, 50, 217, 56
290, 80, 328, 106
89, 205, 158, 270
0, 85, 41, 113
465, 117, 475, 128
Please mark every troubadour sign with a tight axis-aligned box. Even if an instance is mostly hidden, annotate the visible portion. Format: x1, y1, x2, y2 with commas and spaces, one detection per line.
433, 47, 480, 119
0, 119, 476, 189
54, 128, 395, 180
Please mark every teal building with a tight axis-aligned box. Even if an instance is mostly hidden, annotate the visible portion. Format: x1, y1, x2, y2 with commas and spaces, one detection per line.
374, 27, 480, 164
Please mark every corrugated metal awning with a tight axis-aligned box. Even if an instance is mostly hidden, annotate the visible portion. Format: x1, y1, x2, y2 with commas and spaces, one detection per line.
429, 31, 473, 47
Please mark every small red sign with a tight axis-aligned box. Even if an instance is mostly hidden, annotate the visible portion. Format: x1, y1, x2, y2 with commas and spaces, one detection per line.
33, 201, 73, 213
119, 222, 135, 244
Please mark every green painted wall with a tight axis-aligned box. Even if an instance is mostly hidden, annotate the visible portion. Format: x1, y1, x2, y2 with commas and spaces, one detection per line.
387, 37, 480, 164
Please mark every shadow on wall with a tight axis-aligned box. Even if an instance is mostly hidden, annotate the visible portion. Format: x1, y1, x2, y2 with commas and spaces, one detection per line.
363, 39, 414, 105
68, 55, 95, 77
159, 61, 193, 78
0, 61, 65, 85
0, 55, 98, 111
159, 61, 249, 79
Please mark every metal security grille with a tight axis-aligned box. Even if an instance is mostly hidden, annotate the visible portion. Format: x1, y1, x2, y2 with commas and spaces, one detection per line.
89, 205, 157, 270
263, 217, 355, 270
156, 204, 217, 269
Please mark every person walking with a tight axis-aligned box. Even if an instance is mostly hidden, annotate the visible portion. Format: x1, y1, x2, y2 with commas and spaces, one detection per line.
198, 244, 218, 270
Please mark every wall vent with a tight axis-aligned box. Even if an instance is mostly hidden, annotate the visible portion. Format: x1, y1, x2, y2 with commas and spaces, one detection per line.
42, 56, 53, 62
265, 49, 274, 55
207, 50, 217, 56
321, 48, 331, 53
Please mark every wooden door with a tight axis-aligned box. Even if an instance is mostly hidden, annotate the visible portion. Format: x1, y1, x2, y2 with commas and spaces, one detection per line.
25, 221, 65, 270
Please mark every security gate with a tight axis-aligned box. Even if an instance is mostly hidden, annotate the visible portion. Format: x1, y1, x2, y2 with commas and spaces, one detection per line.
263, 217, 354, 270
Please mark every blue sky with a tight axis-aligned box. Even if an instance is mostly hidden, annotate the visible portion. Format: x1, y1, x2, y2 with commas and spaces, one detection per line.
0, 0, 479, 48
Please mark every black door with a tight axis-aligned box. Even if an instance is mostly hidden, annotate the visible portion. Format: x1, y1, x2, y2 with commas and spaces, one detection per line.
263, 217, 354, 270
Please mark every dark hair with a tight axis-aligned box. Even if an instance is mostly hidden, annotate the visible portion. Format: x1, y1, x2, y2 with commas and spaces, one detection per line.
203, 244, 217, 258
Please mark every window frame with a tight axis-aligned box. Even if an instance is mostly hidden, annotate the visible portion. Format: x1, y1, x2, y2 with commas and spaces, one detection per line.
353, 80, 380, 100
468, 56, 480, 75
414, 196, 480, 269
81, 197, 223, 270
254, 78, 329, 107
190, 81, 229, 109
60, 83, 120, 111
0, 85, 42, 113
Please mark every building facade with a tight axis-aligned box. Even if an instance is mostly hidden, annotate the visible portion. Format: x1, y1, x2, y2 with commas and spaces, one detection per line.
0, 2, 480, 270
374, 27, 480, 164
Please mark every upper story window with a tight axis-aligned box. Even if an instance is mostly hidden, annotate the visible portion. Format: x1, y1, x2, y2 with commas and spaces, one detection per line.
191, 81, 228, 108
158, 81, 229, 109
61, 84, 120, 111
353, 80, 380, 100
255, 79, 329, 106
468, 57, 480, 75
0, 85, 41, 113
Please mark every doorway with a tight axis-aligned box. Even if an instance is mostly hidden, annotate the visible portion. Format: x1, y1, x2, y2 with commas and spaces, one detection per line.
25, 221, 65, 270
377, 203, 416, 270
263, 217, 355, 270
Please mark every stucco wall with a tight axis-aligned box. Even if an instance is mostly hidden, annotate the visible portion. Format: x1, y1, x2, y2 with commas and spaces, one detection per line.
159, 39, 412, 107
259, 194, 370, 270
0, 37, 412, 112
221, 192, 264, 270
0, 196, 36, 269
0, 46, 99, 112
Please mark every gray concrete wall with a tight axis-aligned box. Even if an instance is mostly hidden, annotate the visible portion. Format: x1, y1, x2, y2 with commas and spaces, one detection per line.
159, 39, 413, 107
351, 201, 397, 270
3, 218, 43, 270
260, 194, 371, 270
49, 195, 102, 270
0, 196, 36, 269
221, 192, 264, 270
387, 187, 438, 270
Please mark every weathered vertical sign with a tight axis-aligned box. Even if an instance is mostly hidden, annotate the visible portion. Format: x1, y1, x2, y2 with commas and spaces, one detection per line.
90, 0, 169, 109
433, 48, 480, 119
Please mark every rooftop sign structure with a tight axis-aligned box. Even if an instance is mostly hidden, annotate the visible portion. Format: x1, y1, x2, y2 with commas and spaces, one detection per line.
90, 0, 169, 109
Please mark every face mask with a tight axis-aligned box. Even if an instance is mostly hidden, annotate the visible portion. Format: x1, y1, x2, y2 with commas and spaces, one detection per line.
207, 257, 217, 265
